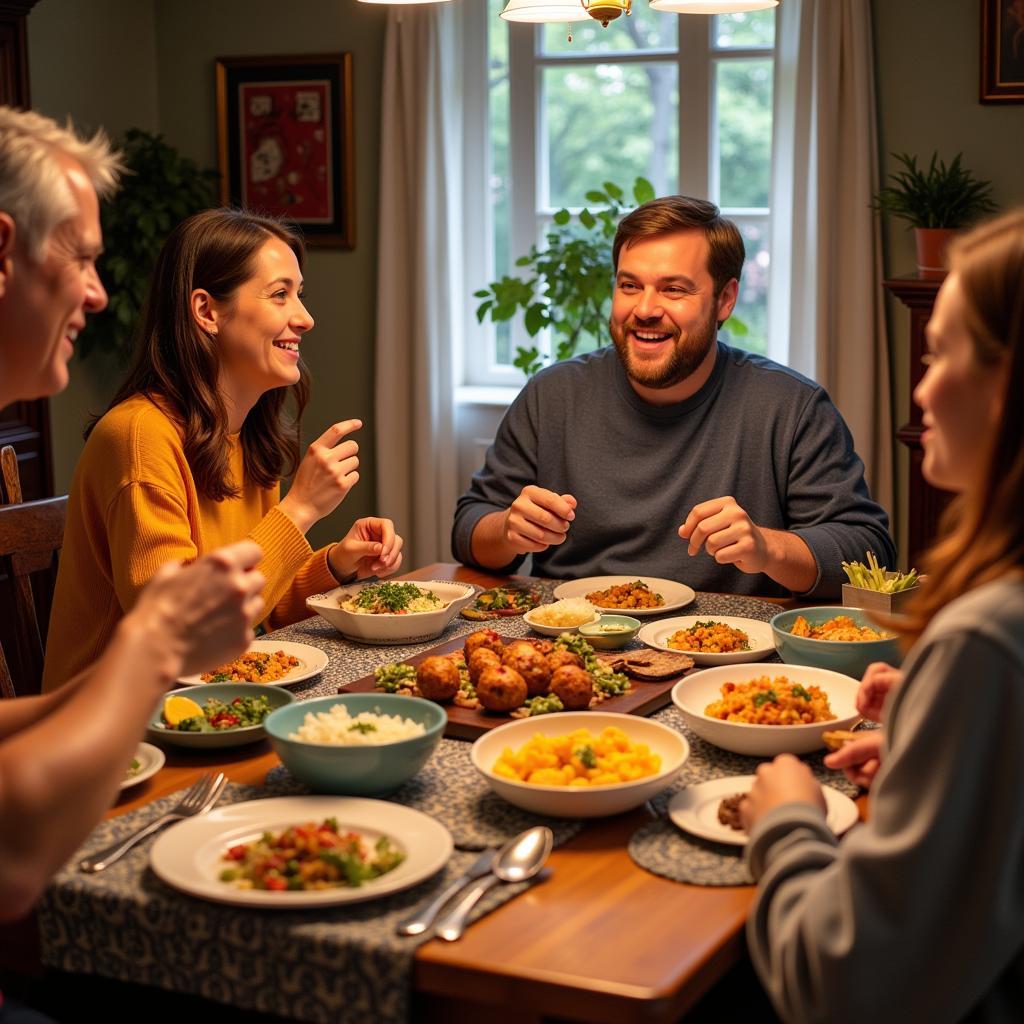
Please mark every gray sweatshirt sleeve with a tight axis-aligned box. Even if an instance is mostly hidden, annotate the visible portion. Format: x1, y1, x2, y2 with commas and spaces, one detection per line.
744, 632, 1024, 1024
450, 382, 540, 572
785, 387, 897, 598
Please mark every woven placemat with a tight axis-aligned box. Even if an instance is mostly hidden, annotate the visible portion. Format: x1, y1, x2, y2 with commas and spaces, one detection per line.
629, 706, 864, 886
39, 781, 549, 1024
264, 736, 584, 850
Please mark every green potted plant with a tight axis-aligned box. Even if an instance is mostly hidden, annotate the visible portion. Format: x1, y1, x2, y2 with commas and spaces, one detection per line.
873, 151, 997, 277
78, 129, 219, 362
474, 178, 748, 376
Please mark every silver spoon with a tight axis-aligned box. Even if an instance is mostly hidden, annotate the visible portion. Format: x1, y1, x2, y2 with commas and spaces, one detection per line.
395, 847, 496, 937
434, 825, 553, 942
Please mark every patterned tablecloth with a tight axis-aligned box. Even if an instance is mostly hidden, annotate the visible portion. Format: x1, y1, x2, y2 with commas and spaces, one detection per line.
39, 588, 806, 1024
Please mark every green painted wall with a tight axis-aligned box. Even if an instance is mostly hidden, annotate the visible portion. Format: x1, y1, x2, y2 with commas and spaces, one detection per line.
872, 0, 1024, 564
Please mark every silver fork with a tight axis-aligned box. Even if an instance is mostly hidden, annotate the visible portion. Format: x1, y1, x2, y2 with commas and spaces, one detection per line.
80, 772, 227, 873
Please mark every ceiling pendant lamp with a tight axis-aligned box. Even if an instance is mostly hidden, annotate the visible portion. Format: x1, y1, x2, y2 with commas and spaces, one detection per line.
648, 0, 778, 13
499, 0, 593, 22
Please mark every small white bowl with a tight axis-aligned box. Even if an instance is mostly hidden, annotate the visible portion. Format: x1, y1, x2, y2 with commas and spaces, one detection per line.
471, 711, 689, 818
523, 604, 601, 637
671, 663, 860, 757
306, 580, 477, 645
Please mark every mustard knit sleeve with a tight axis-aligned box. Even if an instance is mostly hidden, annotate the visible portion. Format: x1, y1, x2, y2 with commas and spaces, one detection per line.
266, 545, 339, 629
247, 506, 336, 628
105, 482, 199, 612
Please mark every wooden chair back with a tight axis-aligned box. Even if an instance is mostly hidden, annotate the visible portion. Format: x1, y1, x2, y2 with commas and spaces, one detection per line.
0, 445, 67, 698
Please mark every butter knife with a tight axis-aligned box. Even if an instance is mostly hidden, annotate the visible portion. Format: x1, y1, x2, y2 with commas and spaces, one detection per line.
395, 848, 496, 936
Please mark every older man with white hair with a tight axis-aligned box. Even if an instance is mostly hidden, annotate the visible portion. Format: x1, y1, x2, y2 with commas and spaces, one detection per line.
0, 106, 265, 939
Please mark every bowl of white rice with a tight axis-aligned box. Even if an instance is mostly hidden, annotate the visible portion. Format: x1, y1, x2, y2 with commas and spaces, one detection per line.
265, 694, 445, 795
524, 598, 600, 636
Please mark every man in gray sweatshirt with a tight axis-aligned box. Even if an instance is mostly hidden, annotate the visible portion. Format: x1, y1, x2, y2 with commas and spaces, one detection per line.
451, 196, 895, 599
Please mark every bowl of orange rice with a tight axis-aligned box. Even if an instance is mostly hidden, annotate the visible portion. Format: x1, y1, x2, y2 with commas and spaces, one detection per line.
671, 664, 861, 756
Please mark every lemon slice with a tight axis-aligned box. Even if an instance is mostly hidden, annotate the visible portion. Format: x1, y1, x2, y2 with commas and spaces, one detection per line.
163, 694, 204, 727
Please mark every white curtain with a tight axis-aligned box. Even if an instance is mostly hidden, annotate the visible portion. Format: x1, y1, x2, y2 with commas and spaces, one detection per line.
770, 0, 894, 516
374, 8, 462, 568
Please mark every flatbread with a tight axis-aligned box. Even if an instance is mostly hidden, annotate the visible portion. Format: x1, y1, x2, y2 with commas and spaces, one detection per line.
596, 650, 695, 681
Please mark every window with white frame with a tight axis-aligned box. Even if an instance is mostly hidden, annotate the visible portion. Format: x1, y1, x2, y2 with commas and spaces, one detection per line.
460, 2, 776, 389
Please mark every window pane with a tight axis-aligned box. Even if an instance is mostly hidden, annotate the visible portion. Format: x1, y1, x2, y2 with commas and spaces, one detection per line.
543, 5, 676, 55
714, 9, 775, 49
715, 58, 772, 208
726, 219, 769, 357
488, 0, 513, 364
542, 62, 678, 208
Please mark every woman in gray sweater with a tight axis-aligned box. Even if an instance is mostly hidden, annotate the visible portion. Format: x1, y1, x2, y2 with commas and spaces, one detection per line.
740, 209, 1024, 1023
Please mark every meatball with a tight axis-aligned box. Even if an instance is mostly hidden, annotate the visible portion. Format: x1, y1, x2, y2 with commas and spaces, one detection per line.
526, 637, 554, 656
476, 665, 528, 713
502, 641, 552, 697
550, 665, 593, 710
546, 649, 584, 674
416, 655, 460, 702
468, 646, 502, 685
463, 628, 505, 662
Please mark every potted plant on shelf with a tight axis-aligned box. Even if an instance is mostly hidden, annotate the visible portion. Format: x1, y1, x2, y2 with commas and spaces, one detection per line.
873, 151, 997, 278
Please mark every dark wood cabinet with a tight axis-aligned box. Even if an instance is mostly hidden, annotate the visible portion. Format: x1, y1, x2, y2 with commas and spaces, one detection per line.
0, 0, 51, 502
884, 274, 952, 569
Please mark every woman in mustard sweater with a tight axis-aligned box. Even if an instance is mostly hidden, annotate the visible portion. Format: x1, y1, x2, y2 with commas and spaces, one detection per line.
43, 209, 403, 689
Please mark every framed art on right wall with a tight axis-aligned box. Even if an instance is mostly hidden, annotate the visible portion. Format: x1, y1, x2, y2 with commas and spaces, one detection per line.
981, 0, 1024, 102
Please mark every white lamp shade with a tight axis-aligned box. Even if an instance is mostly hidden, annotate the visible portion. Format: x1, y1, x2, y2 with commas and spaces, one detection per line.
649, 0, 778, 12
500, 0, 592, 22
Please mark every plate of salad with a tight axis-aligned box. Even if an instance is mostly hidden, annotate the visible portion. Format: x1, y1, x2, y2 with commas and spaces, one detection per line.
150, 796, 453, 908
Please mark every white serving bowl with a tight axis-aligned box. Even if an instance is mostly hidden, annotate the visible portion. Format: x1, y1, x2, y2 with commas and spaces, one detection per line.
471, 711, 689, 818
523, 604, 601, 637
306, 580, 477, 645
671, 663, 861, 757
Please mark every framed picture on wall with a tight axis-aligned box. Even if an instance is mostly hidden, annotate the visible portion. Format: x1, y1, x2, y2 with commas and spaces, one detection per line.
215, 53, 355, 246
981, 0, 1024, 102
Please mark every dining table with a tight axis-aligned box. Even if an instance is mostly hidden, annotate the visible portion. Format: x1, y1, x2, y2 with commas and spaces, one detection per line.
6, 562, 866, 1024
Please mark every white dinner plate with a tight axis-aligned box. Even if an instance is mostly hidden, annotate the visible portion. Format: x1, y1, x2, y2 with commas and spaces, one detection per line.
150, 796, 453, 908
120, 742, 165, 791
177, 640, 329, 688
668, 775, 859, 847
638, 615, 775, 665
552, 576, 696, 617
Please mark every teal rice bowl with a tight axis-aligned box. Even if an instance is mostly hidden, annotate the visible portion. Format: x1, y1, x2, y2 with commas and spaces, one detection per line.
265, 693, 446, 796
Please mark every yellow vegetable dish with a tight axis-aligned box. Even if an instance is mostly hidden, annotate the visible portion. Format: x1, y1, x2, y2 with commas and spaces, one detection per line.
492, 726, 661, 787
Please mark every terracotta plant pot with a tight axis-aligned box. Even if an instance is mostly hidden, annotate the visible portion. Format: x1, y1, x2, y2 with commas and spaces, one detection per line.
914, 227, 956, 279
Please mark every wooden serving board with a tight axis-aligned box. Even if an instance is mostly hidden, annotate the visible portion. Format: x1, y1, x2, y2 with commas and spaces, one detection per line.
337, 633, 696, 741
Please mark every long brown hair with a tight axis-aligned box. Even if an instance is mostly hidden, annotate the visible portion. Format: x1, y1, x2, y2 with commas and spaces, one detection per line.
89, 208, 310, 501
901, 209, 1024, 644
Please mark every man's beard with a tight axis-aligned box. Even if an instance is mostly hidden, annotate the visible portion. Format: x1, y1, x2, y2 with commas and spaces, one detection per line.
610, 305, 719, 392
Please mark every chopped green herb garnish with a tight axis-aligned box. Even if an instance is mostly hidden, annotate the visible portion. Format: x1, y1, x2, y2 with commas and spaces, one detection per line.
348, 722, 378, 734
791, 684, 811, 701
575, 744, 598, 769
753, 690, 779, 708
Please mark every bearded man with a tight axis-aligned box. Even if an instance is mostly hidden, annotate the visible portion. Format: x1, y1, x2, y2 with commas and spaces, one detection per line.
451, 195, 894, 598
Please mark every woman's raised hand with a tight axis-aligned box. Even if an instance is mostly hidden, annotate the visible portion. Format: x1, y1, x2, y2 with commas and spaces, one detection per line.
279, 420, 363, 533
328, 517, 404, 583
856, 662, 904, 723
